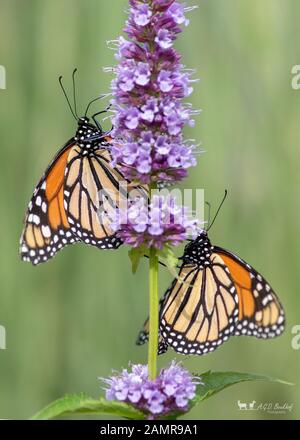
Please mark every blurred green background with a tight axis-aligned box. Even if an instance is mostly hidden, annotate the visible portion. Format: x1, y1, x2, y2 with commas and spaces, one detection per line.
0, 0, 299, 420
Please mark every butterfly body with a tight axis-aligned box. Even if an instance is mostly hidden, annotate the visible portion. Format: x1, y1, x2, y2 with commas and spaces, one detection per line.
137, 231, 285, 356
74, 117, 104, 151
180, 233, 214, 267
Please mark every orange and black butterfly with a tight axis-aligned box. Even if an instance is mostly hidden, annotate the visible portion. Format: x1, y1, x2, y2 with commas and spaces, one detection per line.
137, 207, 285, 356
20, 71, 146, 265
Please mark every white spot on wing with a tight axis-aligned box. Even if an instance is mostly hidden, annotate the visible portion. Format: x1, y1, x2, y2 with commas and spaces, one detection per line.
42, 225, 51, 238
33, 215, 40, 225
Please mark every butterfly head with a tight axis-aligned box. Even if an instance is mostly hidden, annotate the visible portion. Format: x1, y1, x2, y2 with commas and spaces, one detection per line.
78, 116, 90, 125
77, 116, 100, 131
181, 230, 214, 267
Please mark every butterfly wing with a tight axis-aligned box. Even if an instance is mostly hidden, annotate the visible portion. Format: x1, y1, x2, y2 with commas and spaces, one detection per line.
158, 248, 285, 356
159, 253, 240, 355
214, 247, 285, 338
20, 141, 79, 265
21, 136, 147, 264
64, 143, 147, 249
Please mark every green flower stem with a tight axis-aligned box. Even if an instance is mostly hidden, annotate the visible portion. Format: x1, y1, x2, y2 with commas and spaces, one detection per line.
148, 246, 159, 381
148, 182, 159, 381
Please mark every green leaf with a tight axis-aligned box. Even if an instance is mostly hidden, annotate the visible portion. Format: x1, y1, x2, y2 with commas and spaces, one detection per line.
31, 393, 145, 420
193, 371, 292, 404
128, 246, 148, 274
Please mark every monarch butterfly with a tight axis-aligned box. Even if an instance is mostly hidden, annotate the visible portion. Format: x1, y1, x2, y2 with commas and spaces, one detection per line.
20, 71, 146, 265
137, 200, 285, 356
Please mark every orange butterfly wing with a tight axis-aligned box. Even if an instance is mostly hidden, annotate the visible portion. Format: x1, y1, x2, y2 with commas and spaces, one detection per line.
20, 137, 146, 264
20, 142, 79, 265
215, 248, 285, 338
137, 247, 285, 356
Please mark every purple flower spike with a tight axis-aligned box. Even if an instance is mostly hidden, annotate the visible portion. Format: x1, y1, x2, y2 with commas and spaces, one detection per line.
100, 362, 203, 419
109, 0, 199, 183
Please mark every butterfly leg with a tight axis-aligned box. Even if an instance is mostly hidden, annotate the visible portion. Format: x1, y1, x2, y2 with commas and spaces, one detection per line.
92, 106, 112, 131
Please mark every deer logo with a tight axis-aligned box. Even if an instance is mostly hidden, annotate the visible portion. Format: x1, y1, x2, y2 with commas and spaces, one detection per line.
237, 400, 248, 410
249, 400, 256, 410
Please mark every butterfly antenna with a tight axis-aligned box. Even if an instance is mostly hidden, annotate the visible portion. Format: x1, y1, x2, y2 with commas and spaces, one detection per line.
59, 75, 77, 120
205, 201, 211, 231
72, 68, 79, 118
85, 95, 106, 117
207, 190, 228, 232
